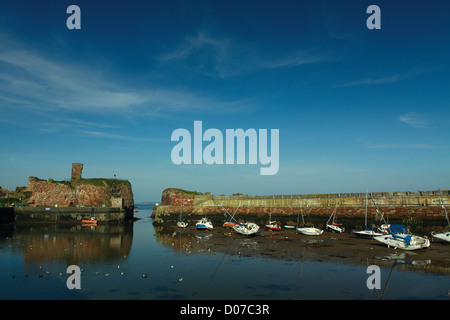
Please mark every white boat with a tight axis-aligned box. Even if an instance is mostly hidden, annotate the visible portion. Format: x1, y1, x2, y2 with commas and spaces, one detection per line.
233, 222, 260, 236
196, 217, 213, 230
177, 202, 188, 228
431, 231, 450, 242
266, 199, 281, 231
296, 201, 323, 236
374, 224, 430, 250
177, 221, 188, 228
297, 227, 324, 236
353, 229, 384, 238
370, 195, 390, 234
430, 190, 450, 243
210, 195, 260, 236
352, 190, 384, 238
326, 198, 344, 233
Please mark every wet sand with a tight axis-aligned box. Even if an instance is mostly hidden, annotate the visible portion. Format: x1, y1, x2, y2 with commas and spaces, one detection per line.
157, 225, 450, 276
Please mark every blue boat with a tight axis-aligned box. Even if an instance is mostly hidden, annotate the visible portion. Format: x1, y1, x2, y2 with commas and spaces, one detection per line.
374, 224, 430, 250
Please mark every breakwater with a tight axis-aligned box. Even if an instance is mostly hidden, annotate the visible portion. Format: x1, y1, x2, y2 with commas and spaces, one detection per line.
152, 188, 450, 227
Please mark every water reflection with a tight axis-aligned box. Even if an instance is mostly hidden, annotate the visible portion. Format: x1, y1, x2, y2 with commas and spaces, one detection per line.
7, 223, 133, 265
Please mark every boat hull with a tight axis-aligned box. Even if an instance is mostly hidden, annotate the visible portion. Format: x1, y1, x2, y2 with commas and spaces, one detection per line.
223, 221, 238, 228
297, 227, 323, 236
233, 223, 260, 236
326, 224, 344, 233
352, 229, 384, 238
177, 221, 188, 228
431, 231, 450, 243
196, 217, 213, 230
266, 224, 281, 231
374, 234, 430, 250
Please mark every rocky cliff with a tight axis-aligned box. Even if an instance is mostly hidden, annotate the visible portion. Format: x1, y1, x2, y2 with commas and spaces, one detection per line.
26, 177, 134, 211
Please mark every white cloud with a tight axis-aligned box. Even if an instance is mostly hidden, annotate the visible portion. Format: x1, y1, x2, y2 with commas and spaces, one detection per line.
399, 112, 430, 128
0, 35, 247, 121
159, 32, 333, 78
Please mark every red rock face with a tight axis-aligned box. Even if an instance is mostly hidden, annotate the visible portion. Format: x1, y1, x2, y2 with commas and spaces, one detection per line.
27, 177, 76, 207
26, 177, 134, 210
161, 188, 195, 206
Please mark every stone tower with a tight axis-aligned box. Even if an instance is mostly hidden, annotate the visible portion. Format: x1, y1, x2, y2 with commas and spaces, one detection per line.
71, 163, 83, 180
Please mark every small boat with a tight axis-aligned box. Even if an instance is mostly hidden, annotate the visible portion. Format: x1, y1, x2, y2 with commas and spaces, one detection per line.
370, 195, 391, 234
431, 231, 450, 242
81, 217, 98, 226
233, 222, 260, 236
177, 221, 188, 228
298, 227, 324, 236
266, 223, 281, 231
326, 198, 344, 233
284, 225, 296, 229
353, 190, 384, 238
430, 190, 450, 243
266, 201, 281, 231
222, 204, 241, 228
353, 228, 384, 238
177, 202, 188, 228
196, 217, 213, 230
210, 196, 259, 235
374, 224, 430, 250
223, 221, 239, 228
296, 201, 323, 236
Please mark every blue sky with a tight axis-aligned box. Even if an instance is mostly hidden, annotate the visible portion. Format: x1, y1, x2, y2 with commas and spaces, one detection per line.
0, 0, 449, 202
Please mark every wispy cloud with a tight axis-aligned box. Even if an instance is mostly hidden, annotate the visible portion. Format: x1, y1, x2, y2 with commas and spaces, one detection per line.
399, 112, 430, 128
364, 143, 446, 150
336, 66, 444, 88
0, 34, 246, 124
79, 130, 165, 142
337, 74, 404, 87
159, 32, 333, 78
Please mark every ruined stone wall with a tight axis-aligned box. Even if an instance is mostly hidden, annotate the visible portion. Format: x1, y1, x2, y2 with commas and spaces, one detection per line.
71, 163, 83, 180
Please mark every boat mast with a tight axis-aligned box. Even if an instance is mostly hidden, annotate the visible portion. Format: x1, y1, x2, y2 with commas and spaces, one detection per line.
371, 193, 388, 225
439, 190, 450, 227
365, 189, 368, 228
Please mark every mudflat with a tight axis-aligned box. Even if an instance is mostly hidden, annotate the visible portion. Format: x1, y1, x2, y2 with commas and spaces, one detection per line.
158, 225, 450, 275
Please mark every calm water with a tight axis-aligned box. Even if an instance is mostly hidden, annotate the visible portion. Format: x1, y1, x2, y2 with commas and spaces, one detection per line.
0, 204, 449, 300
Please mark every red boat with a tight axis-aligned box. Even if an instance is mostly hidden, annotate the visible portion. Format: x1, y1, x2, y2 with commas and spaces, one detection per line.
81, 217, 98, 226
223, 221, 239, 228
266, 223, 281, 231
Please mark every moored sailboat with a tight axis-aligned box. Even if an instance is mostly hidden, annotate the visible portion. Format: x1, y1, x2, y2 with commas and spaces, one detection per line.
233, 222, 260, 236
177, 201, 188, 228
266, 198, 281, 231
374, 224, 430, 250
352, 190, 384, 238
296, 201, 323, 236
326, 197, 344, 233
211, 195, 259, 236
431, 190, 450, 243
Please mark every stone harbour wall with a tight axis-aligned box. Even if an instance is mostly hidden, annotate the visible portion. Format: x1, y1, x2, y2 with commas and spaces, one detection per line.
152, 188, 450, 224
